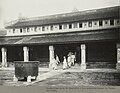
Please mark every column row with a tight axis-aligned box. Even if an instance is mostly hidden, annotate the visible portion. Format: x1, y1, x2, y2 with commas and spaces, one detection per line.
1, 44, 119, 70
49, 44, 86, 70
1, 46, 29, 68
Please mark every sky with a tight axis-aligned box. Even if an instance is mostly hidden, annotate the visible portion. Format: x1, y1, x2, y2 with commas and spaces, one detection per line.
0, 0, 119, 29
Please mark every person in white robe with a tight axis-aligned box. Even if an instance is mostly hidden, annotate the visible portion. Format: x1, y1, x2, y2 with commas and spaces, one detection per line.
52, 58, 58, 70
67, 55, 72, 68
63, 56, 68, 70
56, 55, 60, 64
71, 54, 76, 66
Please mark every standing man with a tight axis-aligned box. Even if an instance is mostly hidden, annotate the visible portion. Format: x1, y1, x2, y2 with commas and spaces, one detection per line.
67, 52, 72, 68
56, 55, 60, 64
63, 56, 68, 70
52, 58, 58, 70
71, 53, 76, 66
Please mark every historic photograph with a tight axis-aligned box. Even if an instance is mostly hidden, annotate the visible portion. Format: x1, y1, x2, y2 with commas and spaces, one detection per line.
0, 0, 120, 92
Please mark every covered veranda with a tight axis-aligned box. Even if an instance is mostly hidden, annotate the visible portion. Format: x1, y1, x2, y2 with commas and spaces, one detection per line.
0, 29, 120, 70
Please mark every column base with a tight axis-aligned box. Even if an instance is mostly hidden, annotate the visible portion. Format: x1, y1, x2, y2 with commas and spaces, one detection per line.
116, 62, 120, 70
49, 62, 52, 69
80, 63, 86, 70
1, 62, 7, 68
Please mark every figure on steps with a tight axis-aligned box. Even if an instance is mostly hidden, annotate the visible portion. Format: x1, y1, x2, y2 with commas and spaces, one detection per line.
63, 56, 68, 70
52, 58, 58, 70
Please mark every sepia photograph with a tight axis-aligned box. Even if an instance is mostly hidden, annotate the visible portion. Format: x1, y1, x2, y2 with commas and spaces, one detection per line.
0, 0, 120, 93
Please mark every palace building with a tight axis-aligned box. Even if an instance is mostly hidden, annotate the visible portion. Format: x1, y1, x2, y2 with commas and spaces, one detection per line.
0, 6, 120, 70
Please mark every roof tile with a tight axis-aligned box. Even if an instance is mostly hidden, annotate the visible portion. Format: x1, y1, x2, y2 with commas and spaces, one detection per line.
6, 6, 119, 28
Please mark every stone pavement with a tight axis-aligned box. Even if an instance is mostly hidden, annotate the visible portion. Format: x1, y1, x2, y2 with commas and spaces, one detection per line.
25, 69, 65, 86
0, 67, 65, 86
16, 67, 120, 86
0, 66, 120, 86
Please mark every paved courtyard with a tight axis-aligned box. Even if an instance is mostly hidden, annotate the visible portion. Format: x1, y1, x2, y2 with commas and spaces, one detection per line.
0, 66, 120, 86
0, 69, 49, 86
32, 70, 120, 87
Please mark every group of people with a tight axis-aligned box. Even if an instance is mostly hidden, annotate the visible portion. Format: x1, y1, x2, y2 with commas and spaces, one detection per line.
49, 52, 76, 70
63, 52, 76, 70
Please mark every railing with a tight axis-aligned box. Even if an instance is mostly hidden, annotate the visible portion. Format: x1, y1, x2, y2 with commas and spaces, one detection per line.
6, 25, 120, 36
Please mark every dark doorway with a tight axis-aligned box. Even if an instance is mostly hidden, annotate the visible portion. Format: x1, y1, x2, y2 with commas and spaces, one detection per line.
54, 43, 81, 64
86, 42, 117, 68
7, 46, 23, 62
29, 45, 49, 62
29, 45, 49, 67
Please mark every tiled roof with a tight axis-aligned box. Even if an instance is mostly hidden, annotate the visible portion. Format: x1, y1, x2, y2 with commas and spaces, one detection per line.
0, 28, 119, 45
6, 6, 119, 28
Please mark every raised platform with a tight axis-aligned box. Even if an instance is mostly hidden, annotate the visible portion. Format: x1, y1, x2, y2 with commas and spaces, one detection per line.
87, 62, 116, 69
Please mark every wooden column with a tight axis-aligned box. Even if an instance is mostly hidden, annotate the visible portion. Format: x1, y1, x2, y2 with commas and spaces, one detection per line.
117, 48, 120, 63
49, 45, 54, 68
116, 43, 120, 70
23, 46, 29, 62
1, 47, 7, 67
81, 44, 86, 70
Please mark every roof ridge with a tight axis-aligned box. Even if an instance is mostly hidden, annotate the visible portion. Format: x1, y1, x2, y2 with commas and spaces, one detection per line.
20, 5, 119, 22
6, 6, 119, 28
